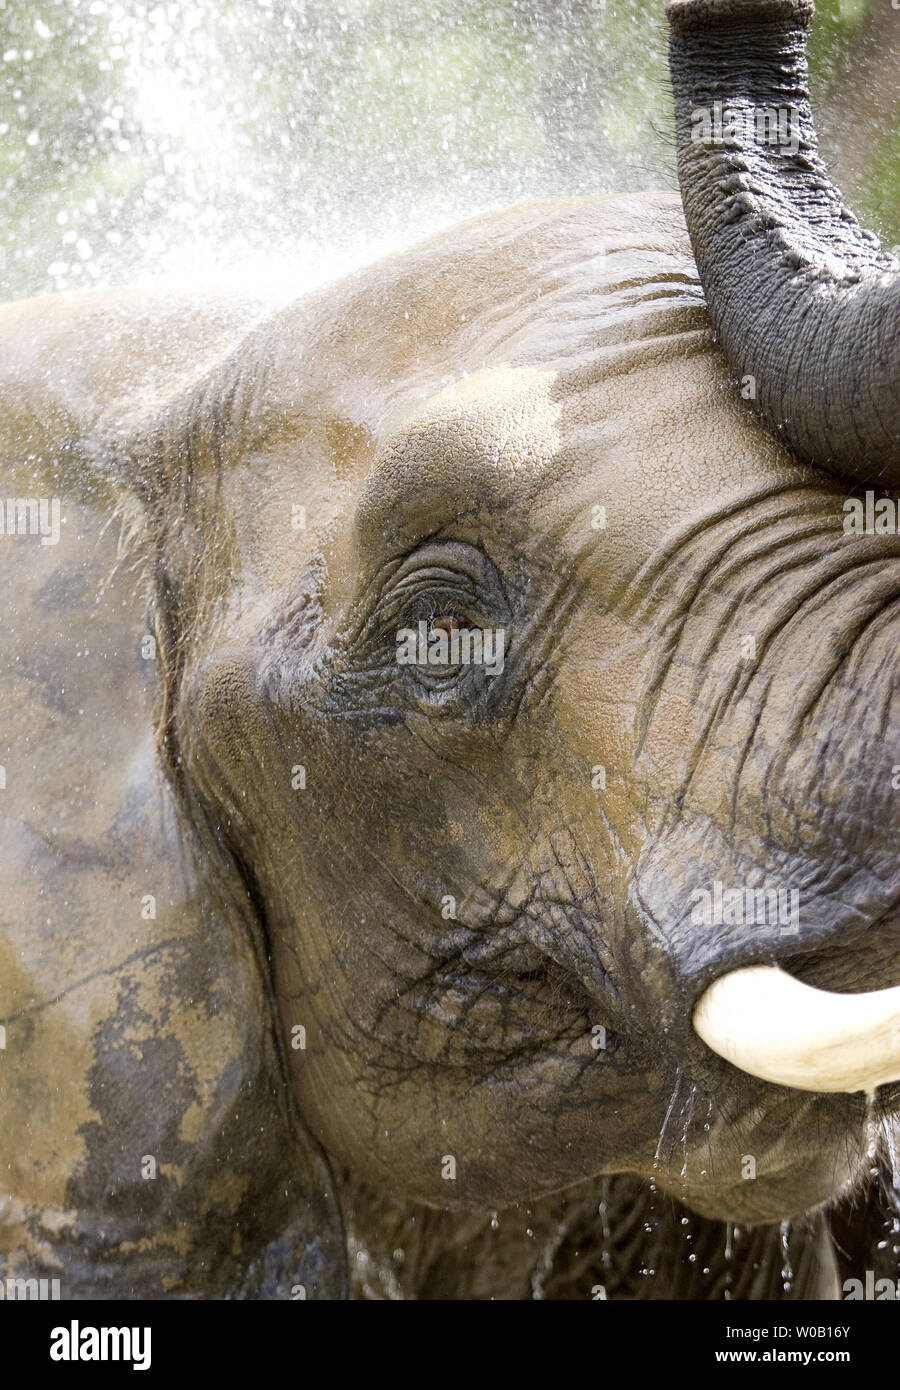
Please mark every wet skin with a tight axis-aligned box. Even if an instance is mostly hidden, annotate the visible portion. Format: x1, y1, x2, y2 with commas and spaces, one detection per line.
1, 193, 898, 1298
175, 194, 900, 1221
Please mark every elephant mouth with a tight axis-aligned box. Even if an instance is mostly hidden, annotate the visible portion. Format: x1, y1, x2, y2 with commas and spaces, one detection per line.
399, 948, 599, 1064
693, 966, 900, 1095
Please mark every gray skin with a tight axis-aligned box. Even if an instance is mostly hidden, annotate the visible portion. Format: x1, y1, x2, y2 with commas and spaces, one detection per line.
668, 0, 900, 484
0, 0, 899, 1299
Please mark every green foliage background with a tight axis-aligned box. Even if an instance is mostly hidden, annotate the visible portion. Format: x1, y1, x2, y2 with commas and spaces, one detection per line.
0, 0, 897, 300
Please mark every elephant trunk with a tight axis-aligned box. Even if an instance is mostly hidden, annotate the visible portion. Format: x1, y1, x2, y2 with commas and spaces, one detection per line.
667, 0, 900, 485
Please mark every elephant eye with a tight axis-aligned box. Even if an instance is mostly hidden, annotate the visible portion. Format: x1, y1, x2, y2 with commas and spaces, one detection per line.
364, 541, 511, 710
428, 614, 476, 638
397, 606, 508, 707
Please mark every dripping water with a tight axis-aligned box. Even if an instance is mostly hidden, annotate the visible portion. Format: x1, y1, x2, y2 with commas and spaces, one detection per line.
644, 1067, 687, 1279
873, 1100, 900, 1265
597, 1176, 613, 1271
865, 1090, 880, 1168
780, 1220, 793, 1295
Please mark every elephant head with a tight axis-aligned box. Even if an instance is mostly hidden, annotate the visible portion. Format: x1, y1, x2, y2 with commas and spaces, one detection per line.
153, 0, 900, 1231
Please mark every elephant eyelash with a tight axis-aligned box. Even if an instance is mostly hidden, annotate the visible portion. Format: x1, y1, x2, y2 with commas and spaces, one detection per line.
427, 614, 478, 635
371, 587, 484, 646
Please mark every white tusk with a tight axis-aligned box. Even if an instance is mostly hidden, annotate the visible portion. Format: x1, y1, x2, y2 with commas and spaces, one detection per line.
693, 965, 900, 1093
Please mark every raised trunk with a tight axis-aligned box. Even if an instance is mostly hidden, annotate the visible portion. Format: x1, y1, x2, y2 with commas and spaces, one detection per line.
667, 0, 900, 485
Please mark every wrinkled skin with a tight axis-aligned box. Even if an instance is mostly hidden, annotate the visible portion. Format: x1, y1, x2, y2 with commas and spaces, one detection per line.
1, 191, 897, 1299
668, 0, 900, 482
2, 9, 900, 1300
175, 192, 899, 1229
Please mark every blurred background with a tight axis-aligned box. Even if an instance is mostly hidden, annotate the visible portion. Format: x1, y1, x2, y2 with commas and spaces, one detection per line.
0, 0, 897, 303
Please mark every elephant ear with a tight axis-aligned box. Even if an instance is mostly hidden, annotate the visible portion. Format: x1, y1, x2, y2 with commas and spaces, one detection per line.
0, 291, 346, 1298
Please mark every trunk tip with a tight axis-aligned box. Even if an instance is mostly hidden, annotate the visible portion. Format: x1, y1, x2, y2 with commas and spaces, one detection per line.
667, 0, 814, 30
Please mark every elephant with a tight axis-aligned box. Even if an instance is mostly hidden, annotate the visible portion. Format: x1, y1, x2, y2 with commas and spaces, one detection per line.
1, 0, 899, 1300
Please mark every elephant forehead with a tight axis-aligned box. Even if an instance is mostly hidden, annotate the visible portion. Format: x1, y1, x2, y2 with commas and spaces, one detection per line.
354, 365, 564, 540
348, 338, 737, 563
